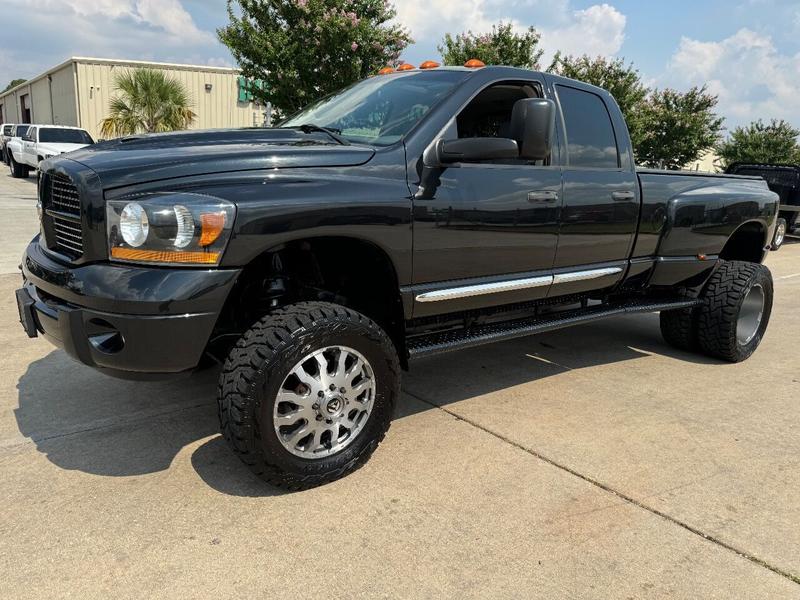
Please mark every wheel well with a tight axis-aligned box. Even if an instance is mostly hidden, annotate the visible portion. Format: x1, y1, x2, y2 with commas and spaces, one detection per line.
719, 221, 767, 263
210, 237, 407, 366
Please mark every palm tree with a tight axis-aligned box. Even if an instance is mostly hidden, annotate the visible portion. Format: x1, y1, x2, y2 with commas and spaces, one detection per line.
100, 68, 197, 138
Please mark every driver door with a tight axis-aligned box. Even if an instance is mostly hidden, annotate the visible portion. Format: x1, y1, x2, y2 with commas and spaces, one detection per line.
411, 79, 562, 317
22, 127, 36, 165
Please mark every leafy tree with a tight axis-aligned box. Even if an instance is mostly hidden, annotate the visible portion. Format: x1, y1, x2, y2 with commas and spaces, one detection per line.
218, 0, 412, 120
716, 119, 800, 167
635, 86, 724, 169
438, 22, 543, 69
100, 69, 196, 137
3, 78, 26, 92
549, 54, 648, 149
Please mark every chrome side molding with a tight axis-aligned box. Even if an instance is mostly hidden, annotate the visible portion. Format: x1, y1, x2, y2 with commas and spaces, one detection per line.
416, 275, 553, 303
552, 267, 623, 285
415, 266, 624, 303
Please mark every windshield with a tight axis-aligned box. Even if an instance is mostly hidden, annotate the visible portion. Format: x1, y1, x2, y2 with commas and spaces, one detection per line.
14, 125, 29, 137
282, 70, 468, 146
39, 128, 93, 144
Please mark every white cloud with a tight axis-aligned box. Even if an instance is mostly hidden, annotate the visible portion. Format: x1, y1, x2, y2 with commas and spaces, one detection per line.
539, 4, 627, 64
6, 0, 213, 46
0, 0, 225, 86
665, 28, 800, 128
396, 1, 626, 66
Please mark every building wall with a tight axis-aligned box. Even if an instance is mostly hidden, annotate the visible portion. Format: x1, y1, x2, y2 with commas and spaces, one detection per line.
75, 59, 259, 139
684, 150, 722, 173
51, 66, 79, 126
0, 58, 262, 139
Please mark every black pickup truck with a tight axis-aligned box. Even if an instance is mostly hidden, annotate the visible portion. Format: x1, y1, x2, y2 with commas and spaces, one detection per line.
726, 163, 800, 249
16, 65, 778, 488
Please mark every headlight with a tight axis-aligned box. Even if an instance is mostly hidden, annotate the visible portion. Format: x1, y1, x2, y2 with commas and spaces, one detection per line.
106, 193, 236, 266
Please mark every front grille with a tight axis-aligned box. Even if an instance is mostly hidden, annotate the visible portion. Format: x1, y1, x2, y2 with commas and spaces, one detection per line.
50, 174, 82, 214
45, 173, 83, 257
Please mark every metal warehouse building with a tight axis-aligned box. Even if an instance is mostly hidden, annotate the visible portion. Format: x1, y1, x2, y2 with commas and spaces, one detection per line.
0, 57, 267, 140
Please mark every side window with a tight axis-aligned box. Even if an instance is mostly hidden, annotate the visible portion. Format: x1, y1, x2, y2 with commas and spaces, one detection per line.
557, 85, 619, 169
456, 82, 540, 140
26, 127, 36, 142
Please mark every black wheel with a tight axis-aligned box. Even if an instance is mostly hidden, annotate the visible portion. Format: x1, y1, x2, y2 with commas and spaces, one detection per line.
218, 301, 400, 490
697, 261, 773, 362
9, 154, 27, 178
660, 306, 697, 352
772, 218, 786, 250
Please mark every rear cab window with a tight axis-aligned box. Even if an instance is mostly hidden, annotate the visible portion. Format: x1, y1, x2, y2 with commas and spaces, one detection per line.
556, 84, 620, 169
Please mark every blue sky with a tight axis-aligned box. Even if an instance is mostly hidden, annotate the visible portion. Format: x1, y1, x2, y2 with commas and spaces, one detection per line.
2, 0, 799, 130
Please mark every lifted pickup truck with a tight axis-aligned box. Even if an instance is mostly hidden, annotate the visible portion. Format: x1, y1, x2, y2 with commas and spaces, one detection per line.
17, 65, 778, 489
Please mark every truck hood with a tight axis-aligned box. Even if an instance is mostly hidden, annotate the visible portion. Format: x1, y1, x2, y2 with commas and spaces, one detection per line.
64, 128, 376, 190
39, 142, 91, 156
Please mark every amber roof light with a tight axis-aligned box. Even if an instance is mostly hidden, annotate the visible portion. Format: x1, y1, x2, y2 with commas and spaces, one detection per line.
464, 59, 485, 68
378, 66, 394, 75
419, 60, 440, 69
396, 63, 415, 71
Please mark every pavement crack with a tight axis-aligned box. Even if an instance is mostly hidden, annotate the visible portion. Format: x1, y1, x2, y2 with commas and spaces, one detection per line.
403, 389, 800, 587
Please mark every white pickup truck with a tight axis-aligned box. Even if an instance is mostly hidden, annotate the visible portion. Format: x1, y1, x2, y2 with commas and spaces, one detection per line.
8, 125, 93, 178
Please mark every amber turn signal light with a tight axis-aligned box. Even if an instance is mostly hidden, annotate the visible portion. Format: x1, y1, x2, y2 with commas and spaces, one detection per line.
199, 213, 226, 247
396, 63, 415, 71
464, 58, 485, 68
419, 60, 440, 69
111, 247, 220, 264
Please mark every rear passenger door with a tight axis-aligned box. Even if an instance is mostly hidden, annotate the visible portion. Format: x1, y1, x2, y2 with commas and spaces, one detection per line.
549, 82, 639, 297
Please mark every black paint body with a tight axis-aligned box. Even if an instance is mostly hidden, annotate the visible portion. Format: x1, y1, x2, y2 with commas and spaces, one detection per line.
17, 67, 779, 376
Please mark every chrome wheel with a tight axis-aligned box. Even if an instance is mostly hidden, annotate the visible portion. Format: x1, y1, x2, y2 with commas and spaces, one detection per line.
774, 220, 786, 247
273, 346, 376, 459
737, 283, 765, 345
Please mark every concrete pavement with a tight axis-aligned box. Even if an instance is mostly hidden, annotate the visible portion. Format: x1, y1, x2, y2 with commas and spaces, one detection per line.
1, 169, 799, 598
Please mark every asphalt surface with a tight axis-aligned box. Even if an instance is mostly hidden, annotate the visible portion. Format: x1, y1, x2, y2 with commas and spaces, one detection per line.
1, 171, 799, 598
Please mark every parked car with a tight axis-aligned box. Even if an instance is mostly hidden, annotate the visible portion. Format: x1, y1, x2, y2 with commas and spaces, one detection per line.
17, 64, 778, 489
5, 124, 31, 177
13, 125, 93, 175
1, 123, 15, 165
725, 163, 799, 250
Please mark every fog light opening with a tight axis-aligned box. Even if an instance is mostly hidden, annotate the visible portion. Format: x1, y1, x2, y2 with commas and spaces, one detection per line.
87, 319, 125, 354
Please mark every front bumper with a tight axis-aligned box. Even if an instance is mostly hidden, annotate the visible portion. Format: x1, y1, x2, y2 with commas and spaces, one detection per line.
18, 238, 240, 378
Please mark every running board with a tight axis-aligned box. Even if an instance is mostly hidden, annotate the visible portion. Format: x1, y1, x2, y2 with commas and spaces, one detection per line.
407, 297, 701, 360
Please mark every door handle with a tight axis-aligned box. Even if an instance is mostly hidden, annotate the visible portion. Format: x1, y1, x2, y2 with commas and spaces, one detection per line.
612, 191, 635, 202
528, 190, 559, 203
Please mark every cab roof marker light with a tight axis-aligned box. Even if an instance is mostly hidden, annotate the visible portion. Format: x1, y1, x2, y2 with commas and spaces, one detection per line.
396, 63, 415, 71
419, 60, 440, 69
377, 67, 394, 75
464, 59, 485, 68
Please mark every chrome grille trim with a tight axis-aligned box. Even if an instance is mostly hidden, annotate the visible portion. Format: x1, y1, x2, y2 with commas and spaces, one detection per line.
45, 174, 83, 258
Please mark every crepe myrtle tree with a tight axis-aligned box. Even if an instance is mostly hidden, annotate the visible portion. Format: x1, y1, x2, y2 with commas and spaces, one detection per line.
438, 22, 544, 69
635, 86, 724, 170
716, 119, 800, 168
219, 0, 412, 120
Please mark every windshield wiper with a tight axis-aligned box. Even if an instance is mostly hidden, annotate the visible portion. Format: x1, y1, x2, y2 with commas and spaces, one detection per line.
295, 123, 350, 146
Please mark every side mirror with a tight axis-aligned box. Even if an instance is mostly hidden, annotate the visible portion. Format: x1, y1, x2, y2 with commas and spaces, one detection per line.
510, 98, 556, 161
436, 137, 519, 164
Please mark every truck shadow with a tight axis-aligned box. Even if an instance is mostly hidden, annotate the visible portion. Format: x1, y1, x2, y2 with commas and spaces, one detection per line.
14, 313, 721, 496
